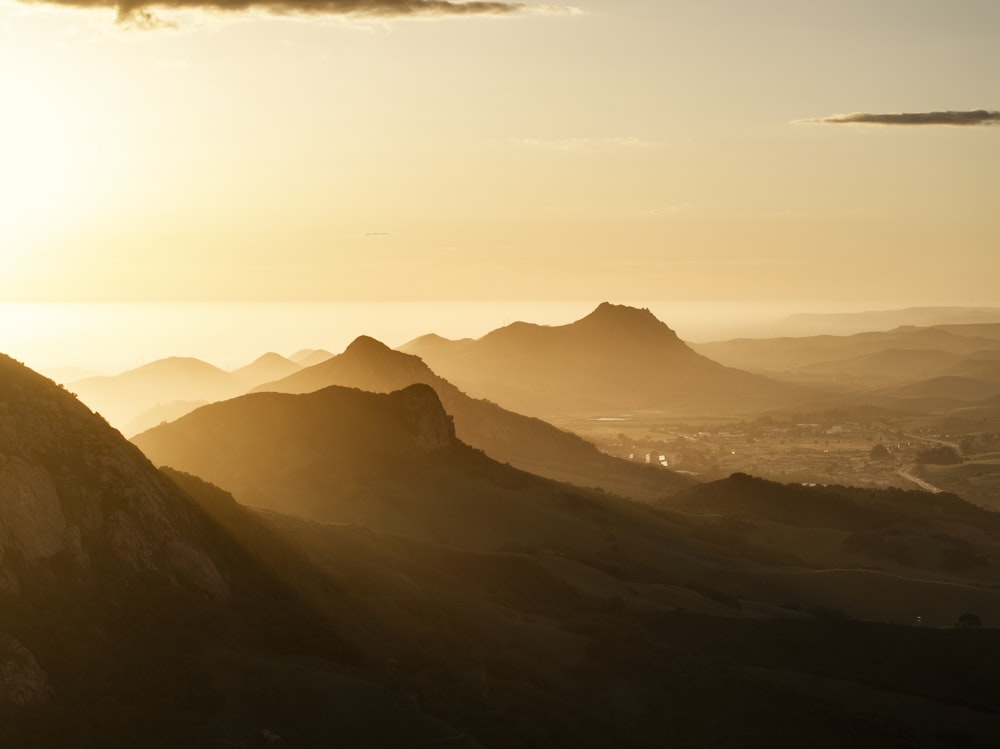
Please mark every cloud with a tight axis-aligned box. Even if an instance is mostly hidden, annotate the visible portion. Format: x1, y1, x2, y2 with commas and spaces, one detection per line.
17, 0, 534, 25
795, 109, 1000, 127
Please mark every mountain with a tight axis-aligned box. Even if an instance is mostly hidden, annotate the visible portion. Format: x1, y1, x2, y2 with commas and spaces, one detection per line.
0, 353, 231, 718
881, 375, 1000, 402
231, 352, 301, 387
253, 335, 689, 500
693, 326, 1000, 376
773, 307, 1000, 337
289, 348, 335, 367
133, 384, 699, 550
69, 357, 246, 435
401, 302, 792, 418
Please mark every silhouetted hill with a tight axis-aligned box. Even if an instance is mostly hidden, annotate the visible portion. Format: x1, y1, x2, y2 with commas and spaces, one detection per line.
254, 335, 689, 500
798, 348, 965, 380
70, 357, 245, 435
883, 375, 1000, 402
289, 348, 335, 367
664, 472, 1000, 593
401, 302, 793, 418
231, 352, 301, 387
773, 306, 1000, 337
133, 385, 705, 553
694, 326, 1000, 375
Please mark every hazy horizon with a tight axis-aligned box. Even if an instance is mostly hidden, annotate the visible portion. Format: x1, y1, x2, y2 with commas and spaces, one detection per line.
3, 298, 980, 375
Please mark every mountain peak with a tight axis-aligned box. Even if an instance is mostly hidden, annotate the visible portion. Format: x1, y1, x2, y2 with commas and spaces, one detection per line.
343, 335, 393, 358
582, 302, 660, 324
574, 302, 681, 342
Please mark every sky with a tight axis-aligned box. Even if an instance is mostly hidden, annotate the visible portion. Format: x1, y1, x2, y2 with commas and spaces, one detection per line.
2, 0, 999, 313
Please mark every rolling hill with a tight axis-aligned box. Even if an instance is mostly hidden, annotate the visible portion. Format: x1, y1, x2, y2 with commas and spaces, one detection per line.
693, 326, 1000, 376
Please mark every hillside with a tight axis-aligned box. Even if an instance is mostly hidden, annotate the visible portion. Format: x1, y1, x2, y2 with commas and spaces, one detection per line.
693, 326, 1000, 376
254, 335, 689, 500
401, 302, 794, 418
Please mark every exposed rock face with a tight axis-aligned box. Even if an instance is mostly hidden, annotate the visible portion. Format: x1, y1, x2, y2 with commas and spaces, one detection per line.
0, 354, 229, 600
0, 457, 67, 562
0, 635, 51, 706
393, 384, 456, 452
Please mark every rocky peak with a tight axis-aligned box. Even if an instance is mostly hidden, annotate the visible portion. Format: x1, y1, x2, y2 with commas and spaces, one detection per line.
390, 384, 456, 451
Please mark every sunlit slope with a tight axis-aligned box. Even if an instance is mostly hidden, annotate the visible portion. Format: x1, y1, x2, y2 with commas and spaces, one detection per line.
401, 302, 797, 418
254, 335, 690, 500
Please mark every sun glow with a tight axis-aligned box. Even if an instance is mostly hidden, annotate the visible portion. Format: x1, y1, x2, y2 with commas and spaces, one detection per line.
0, 22, 133, 284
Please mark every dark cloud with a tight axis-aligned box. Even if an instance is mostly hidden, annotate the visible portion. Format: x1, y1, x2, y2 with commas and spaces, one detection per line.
797, 110, 1000, 126
19, 0, 528, 24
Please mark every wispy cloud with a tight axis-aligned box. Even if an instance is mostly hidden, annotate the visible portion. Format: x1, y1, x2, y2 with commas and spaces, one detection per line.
16, 0, 545, 26
795, 109, 1000, 127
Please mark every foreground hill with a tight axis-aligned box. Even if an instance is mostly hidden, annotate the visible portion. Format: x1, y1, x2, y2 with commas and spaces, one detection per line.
665, 472, 1000, 587
401, 302, 794, 418
254, 335, 689, 500
7, 355, 1000, 746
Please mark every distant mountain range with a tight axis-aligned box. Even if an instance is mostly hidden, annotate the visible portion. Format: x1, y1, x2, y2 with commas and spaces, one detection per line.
68, 353, 304, 435
693, 325, 1000, 375
402, 302, 798, 418
692, 323, 1000, 414
773, 306, 1000, 337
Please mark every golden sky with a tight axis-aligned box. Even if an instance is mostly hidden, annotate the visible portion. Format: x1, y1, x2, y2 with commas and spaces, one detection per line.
2, 0, 999, 307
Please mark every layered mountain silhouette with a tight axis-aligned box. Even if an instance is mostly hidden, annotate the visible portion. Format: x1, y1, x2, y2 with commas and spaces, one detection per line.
773, 306, 1000, 337
7, 353, 1000, 746
68, 353, 303, 437
693, 325, 1000, 376
401, 302, 794, 418
133, 384, 703, 552
134, 384, 1000, 626
251, 335, 689, 500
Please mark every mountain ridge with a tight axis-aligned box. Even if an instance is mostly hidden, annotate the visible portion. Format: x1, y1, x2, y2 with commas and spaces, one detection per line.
252, 334, 690, 500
